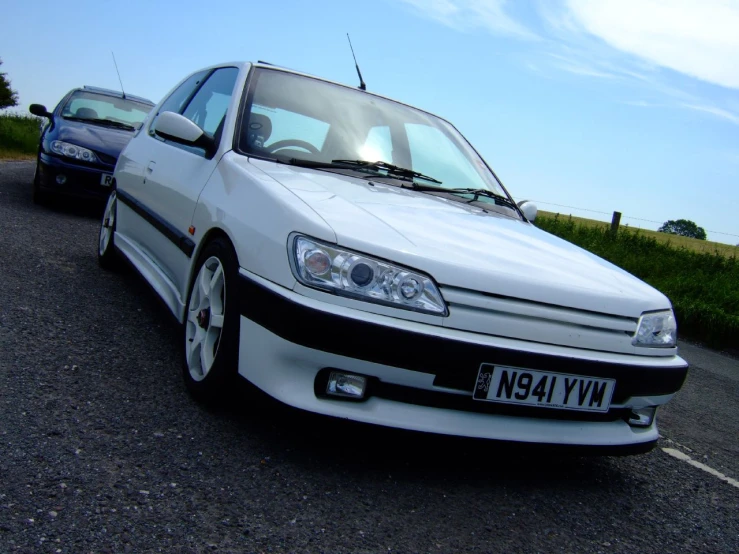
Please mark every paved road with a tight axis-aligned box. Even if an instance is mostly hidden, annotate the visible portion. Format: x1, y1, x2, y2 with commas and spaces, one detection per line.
1, 160, 737, 553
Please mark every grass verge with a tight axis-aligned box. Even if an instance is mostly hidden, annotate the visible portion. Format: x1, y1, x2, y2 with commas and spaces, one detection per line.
539, 210, 739, 257
536, 214, 739, 349
0, 112, 41, 159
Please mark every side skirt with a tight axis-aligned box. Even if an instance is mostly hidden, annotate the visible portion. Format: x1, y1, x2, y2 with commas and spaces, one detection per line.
114, 232, 186, 322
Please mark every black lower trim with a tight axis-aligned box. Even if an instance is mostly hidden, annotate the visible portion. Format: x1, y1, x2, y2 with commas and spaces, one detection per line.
117, 189, 195, 257
238, 275, 689, 404
37, 155, 114, 200
372, 380, 632, 422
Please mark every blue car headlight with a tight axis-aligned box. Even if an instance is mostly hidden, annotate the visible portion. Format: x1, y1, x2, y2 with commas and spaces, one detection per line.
50, 140, 99, 163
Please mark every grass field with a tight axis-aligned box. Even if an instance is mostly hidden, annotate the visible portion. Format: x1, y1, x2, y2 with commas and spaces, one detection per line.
539, 210, 739, 257
0, 112, 41, 160
535, 213, 739, 349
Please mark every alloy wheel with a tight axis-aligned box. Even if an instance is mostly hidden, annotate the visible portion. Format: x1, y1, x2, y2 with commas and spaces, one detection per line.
185, 256, 226, 381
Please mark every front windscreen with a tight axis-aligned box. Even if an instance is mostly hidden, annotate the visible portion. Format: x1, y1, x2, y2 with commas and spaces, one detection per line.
62, 91, 153, 127
239, 68, 506, 195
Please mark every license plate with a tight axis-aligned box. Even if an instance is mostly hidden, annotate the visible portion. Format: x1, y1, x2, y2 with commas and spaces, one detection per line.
100, 174, 114, 186
473, 364, 615, 413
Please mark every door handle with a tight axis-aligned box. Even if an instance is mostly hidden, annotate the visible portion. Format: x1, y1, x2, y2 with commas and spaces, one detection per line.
146, 161, 156, 173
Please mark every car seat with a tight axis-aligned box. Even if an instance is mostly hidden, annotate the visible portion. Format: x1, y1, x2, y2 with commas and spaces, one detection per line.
75, 107, 99, 119
243, 113, 272, 149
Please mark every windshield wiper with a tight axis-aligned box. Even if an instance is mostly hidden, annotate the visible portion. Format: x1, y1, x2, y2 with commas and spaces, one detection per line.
63, 116, 135, 131
404, 183, 518, 210
331, 159, 442, 184
446, 187, 518, 209
86, 118, 135, 131
287, 158, 442, 184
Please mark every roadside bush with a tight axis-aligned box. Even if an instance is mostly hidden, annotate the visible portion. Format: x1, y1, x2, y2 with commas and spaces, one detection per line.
536, 214, 739, 349
0, 112, 41, 155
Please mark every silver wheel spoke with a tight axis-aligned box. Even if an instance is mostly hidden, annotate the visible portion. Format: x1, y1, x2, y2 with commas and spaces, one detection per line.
199, 268, 211, 299
209, 265, 223, 294
188, 329, 204, 374
209, 313, 224, 329
199, 342, 209, 373
187, 308, 199, 325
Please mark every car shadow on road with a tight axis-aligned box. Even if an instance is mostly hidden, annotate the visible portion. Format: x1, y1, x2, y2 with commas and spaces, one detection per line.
35, 193, 106, 220
201, 378, 634, 492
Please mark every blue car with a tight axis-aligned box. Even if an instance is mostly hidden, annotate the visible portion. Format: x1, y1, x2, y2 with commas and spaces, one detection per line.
29, 86, 154, 204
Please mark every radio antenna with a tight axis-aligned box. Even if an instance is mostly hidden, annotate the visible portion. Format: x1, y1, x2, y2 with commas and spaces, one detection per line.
346, 34, 366, 91
111, 51, 127, 99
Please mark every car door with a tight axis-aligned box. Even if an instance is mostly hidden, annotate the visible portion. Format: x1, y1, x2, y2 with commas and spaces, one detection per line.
117, 66, 240, 306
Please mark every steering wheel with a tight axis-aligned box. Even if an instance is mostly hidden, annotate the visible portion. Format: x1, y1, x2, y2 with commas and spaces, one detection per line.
266, 139, 319, 155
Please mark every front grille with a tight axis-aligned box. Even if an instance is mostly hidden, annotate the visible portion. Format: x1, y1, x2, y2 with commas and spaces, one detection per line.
441, 286, 640, 354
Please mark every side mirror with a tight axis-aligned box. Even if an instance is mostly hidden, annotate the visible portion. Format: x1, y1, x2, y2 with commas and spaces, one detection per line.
154, 111, 215, 156
29, 104, 51, 118
517, 200, 538, 222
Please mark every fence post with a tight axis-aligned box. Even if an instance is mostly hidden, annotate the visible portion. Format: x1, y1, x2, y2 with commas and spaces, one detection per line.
611, 211, 622, 235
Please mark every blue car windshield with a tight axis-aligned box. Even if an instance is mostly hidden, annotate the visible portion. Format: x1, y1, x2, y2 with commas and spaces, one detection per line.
62, 91, 152, 127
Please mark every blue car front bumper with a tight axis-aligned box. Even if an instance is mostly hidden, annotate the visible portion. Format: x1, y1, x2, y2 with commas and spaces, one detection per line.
37, 153, 115, 199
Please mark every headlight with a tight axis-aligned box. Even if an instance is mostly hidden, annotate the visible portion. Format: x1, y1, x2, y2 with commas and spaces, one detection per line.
632, 310, 677, 347
290, 235, 448, 316
50, 140, 99, 163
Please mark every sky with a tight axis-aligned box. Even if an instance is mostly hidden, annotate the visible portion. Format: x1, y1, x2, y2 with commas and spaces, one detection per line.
2, 0, 738, 244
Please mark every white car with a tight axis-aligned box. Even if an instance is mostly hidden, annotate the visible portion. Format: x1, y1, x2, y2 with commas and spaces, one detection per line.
100, 62, 688, 454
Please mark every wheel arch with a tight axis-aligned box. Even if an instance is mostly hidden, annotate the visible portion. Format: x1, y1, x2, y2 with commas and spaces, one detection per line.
181, 226, 239, 323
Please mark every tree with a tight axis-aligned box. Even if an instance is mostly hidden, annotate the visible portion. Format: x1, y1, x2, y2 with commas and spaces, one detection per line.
0, 58, 19, 110
658, 219, 707, 240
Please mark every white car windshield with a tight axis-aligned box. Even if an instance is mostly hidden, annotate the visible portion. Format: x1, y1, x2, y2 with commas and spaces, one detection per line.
240, 68, 507, 196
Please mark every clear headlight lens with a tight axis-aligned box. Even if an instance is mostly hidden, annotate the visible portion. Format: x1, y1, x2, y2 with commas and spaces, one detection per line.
633, 310, 677, 347
50, 140, 99, 163
291, 235, 448, 316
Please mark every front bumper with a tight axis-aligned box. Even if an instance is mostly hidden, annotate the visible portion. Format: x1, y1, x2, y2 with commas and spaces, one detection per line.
237, 271, 688, 450
38, 153, 115, 199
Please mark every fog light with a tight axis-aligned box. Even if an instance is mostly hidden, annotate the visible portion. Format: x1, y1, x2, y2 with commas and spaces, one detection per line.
56, 174, 67, 185
628, 406, 657, 428
326, 371, 367, 399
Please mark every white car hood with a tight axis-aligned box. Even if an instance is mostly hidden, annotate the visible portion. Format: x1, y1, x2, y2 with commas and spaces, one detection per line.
250, 159, 670, 318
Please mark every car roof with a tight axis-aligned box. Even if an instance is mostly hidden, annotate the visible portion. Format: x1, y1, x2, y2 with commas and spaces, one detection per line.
74, 85, 155, 106
194, 61, 445, 122
250, 61, 428, 112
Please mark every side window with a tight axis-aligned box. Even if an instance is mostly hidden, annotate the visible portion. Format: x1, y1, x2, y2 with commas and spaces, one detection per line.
149, 70, 209, 135
182, 67, 239, 137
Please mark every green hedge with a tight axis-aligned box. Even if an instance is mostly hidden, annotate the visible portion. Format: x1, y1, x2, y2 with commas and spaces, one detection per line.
536, 214, 739, 348
0, 112, 42, 154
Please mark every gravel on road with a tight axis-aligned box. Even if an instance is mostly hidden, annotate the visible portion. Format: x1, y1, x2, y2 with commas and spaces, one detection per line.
1, 161, 738, 553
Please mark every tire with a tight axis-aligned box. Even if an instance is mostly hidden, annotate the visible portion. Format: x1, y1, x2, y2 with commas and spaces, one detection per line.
98, 190, 121, 270
32, 163, 50, 205
182, 237, 241, 403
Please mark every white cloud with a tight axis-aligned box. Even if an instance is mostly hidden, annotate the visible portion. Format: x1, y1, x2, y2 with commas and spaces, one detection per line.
679, 103, 739, 125
546, 53, 619, 79
621, 99, 739, 126
566, 0, 739, 89
396, 0, 538, 40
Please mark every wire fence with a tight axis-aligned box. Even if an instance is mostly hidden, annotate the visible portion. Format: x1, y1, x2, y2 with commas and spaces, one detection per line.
513, 198, 739, 241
